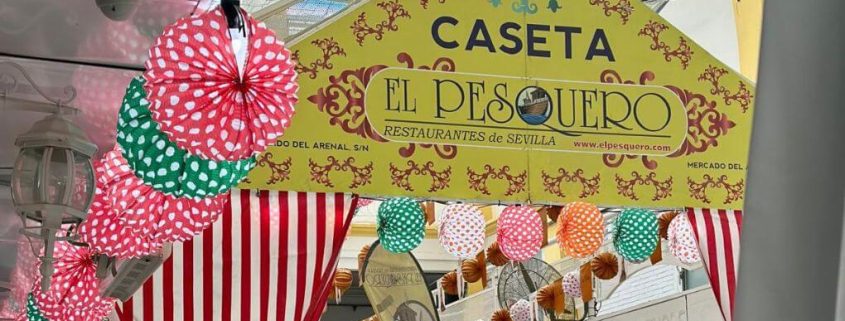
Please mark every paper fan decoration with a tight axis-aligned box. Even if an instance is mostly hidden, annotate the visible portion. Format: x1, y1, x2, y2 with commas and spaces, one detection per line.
562, 271, 581, 298
144, 6, 298, 161
496, 206, 543, 262
509, 300, 533, 321
377, 197, 425, 253
590, 252, 619, 280
491, 309, 513, 321
32, 242, 114, 321
557, 202, 604, 258
117, 76, 255, 197
667, 214, 701, 264
486, 241, 510, 266
439, 204, 485, 259
613, 208, 659, 262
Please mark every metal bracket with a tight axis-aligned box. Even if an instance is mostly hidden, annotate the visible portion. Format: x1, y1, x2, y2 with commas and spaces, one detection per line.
0, 60, 78, 114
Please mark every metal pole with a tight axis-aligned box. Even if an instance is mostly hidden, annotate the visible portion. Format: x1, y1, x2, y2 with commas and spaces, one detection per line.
737, 0, 845, 320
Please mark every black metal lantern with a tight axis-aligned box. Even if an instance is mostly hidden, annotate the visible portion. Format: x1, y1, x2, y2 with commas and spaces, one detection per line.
11, 113, 97, 291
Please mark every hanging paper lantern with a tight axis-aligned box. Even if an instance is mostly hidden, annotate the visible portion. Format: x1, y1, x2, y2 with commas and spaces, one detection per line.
117, 76, 255, 198
658, 211, 680, 240
486, 241, 510, 266
667, 214, 701, 264
144, 6, 298, 161
461, 258, 486, 283
562, 271, 581, 298
439, 204, 486, 259
509, 300, 533, 321
32, 242, 114, 321
440, 271, 459, 296
491, 309, 513, 321
613, 208, 659, 262
590, 252, 619, 280
328, 269, 353, 300
496, 206, 543, 262
377, 197, 425, 253
358, 244, 371, 271
557, 202, 604, 258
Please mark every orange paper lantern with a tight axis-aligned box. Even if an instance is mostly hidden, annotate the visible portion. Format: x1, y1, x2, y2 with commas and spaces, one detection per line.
557, 202, 604, 258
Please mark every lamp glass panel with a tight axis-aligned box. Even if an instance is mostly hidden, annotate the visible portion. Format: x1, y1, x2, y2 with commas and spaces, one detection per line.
12, 147, 45, 206
70, 151, 95, 212
43, 147, 69, 205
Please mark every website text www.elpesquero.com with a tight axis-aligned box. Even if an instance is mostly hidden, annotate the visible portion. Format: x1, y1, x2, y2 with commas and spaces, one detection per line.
572, 141, 673, 153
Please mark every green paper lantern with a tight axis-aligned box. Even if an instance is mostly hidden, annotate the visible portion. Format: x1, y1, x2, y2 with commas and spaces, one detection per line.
26, 293, 49, 321
117, 77, 256, 198
377, 197, 425, 253
613, 208, 659, 262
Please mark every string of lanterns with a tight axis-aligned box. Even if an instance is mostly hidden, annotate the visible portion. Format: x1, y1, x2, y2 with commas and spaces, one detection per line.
21, 3, 298, 320
360, 198, 701, 321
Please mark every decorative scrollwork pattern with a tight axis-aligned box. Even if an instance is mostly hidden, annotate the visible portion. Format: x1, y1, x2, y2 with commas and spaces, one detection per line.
351, 0, 411, 46
698, 65, 754, 113
256, 153, 292, 185
292, 38, 347, 79
420, 0, 446, 8
588, 0, 634, 24
308, 156, 374, 189
615, 171, 673, 201
638, 21, 694, 69
389, 160, 452, 192
687, 174, 744, 204
467, 165, 527, 196
541, 168, 601, 198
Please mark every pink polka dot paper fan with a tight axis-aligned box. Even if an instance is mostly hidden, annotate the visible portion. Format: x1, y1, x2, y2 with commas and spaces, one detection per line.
496, 206, 543, 262
562, 271, 581, 298
439, 204, 486, 259
78, 187, 163, 259
144, 6, 298, 161
667, 214, 701, 264
32, 241, 114, 321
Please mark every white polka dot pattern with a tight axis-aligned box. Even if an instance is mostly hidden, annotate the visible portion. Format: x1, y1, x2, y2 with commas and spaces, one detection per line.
509, 299, 533, 321
377, 197, 425, 253
143, 7, 298, 161
667, 214, 701, 264
562, 271, 581, 299
613, 208, 659, 263
31, 241, 114, 321
496, 206, 543, 262
557, 202, 604, 258
438, 204, 486, 259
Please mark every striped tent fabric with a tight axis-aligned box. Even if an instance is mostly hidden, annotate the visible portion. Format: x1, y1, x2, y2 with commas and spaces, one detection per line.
686, 208, 743, 321
112, 189, 358, 321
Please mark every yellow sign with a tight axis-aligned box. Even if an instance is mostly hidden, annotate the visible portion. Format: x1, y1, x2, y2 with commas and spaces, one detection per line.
365, 69, 688, 154
242, 0, 756, 210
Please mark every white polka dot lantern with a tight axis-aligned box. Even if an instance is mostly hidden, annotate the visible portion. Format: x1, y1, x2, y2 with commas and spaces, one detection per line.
439, 204, 486, 260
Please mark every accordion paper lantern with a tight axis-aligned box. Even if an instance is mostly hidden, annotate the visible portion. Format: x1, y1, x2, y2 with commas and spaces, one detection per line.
509, 299, 533, 321
496, 206, 543, 262
377, 197, 425, 253
557, 202, 604, 258
562, 271, 581, 298
439, 204, 486, 259
613, 208, 659, 262
667, 214, 702, 264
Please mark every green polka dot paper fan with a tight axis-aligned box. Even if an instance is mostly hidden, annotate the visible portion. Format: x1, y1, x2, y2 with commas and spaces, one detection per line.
26, 293, 48, 321
613, 208, 659, 262
377, 197, 425, 253
117, 77, 256, 198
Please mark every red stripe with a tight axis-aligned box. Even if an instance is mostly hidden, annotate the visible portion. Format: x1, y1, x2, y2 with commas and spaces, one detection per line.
163, 254, 174, 321
120, 298, 133, 321
259, 191, 271, 321
276, 192, 289, 321
183, 240, 195, 321
143, 280, 153, 321
307, 194, 358, 321
718, 210, 737, 320
240, 189, 252, 321
700, 209, 722, 310
202, 222, 214, 321
293, 192, 308, 321
312, 193, 327, 310
734, 211, 743, 237
222, 195, 233, 321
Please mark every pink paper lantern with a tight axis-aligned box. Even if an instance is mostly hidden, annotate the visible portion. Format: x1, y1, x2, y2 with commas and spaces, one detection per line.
144, 6, 298, 161
667, 214, 701, 264
510, 299, 533, 321
496, 206, 543, 262
439, 204, 485, 259
562, 271, 581, 298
